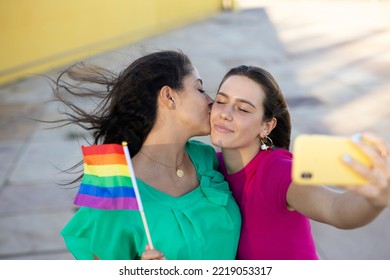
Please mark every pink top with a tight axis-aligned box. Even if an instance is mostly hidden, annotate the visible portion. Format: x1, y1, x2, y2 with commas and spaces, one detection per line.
217, 149, 319, 260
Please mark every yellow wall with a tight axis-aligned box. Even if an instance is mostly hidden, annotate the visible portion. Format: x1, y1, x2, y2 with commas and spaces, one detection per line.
0, 0, 222, 85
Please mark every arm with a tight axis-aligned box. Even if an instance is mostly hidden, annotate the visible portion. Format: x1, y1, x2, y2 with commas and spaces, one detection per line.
287, 183, 383, 229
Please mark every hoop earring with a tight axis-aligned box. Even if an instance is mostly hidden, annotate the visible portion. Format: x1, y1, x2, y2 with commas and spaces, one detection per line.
260, 136, 274, 151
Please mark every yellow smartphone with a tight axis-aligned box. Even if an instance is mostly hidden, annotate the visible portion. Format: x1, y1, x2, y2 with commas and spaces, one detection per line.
292, 134, 372, 186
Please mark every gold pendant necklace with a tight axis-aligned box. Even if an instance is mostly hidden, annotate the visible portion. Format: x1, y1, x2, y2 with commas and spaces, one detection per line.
139, 150, 185, 178
176, 169, 184, 178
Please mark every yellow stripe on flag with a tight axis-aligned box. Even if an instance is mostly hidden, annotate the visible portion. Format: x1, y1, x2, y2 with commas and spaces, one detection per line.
84, 164, 131, 177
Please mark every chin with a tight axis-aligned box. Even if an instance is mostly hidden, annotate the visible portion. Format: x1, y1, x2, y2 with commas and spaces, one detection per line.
210, 135, 225, 148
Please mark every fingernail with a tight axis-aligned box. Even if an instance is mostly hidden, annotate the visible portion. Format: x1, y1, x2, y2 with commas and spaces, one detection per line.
352, 133, 362, 143
343, 155, 352, 163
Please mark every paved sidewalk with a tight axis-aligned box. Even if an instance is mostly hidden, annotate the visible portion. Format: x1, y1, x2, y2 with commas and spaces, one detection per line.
0, 0, 389, 260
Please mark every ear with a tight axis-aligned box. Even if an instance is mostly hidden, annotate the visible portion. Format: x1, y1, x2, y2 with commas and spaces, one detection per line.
260, 117, 277, 138
159, 85, 176, 109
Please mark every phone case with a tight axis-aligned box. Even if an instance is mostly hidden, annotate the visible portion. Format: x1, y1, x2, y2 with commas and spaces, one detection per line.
292, 134, 372, 186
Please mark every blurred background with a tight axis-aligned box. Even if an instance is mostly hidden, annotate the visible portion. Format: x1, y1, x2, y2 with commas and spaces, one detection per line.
0, 0, 389, 259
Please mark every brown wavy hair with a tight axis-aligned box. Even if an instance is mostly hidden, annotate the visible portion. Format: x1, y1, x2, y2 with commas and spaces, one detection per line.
217, 65, 292, 150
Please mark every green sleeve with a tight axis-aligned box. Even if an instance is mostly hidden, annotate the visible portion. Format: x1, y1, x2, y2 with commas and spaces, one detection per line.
61, 207, 144, 260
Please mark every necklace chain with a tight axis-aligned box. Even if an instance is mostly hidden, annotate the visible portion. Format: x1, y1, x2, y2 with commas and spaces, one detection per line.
139, 150, 185, 177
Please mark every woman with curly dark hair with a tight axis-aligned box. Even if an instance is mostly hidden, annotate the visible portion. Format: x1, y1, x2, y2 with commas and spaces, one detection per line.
55, 50, 241, 260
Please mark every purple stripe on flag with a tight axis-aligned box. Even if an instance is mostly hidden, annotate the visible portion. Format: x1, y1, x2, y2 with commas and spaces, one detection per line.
74, 194, 139, 210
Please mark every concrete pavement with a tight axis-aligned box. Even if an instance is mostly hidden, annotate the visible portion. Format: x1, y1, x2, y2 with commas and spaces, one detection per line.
0, 0, 389, 260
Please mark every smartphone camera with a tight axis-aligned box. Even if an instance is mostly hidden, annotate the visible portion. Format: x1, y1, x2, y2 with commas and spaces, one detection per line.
300, 172, 312, 179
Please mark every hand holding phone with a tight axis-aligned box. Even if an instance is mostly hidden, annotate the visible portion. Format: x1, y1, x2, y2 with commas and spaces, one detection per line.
292, 134, 372, 186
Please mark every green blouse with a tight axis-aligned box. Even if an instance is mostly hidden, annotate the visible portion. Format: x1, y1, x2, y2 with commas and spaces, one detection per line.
61, 140, 241, 260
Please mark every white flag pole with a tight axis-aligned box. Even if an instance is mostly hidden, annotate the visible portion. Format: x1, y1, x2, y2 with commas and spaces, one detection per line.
122, 141, 154, 249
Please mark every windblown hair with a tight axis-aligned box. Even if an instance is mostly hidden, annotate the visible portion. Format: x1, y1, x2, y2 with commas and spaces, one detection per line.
49, 50, 193, 184
217, 65, 292, 150
52, 50, 193, 156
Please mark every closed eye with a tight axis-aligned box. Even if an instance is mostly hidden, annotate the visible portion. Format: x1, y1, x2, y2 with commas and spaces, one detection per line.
238, 108, 250, 113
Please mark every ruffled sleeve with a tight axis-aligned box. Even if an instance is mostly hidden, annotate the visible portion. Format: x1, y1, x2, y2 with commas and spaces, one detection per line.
61, 207, 144, 260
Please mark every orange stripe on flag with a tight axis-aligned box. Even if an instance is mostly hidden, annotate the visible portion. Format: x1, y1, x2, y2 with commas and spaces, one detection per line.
84, 154, 127, 165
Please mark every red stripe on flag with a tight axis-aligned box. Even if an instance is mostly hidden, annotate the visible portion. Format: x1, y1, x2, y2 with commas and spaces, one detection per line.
82, 144, 124, 156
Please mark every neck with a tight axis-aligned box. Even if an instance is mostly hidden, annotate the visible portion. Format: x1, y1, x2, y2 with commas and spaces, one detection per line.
221, 145, 260, 174
147, 109, 192, 146
140, 128, 187, 163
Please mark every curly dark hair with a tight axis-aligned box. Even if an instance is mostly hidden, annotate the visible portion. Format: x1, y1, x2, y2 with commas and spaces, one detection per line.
217, 65, 292, 150
52, 50, 193, 156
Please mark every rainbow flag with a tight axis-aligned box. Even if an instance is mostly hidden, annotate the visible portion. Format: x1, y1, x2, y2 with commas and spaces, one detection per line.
74, 143, 140, 210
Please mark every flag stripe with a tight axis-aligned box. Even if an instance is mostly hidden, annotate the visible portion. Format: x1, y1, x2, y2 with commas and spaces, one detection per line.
78, 184, 136, 198
84, 164, 130, 177
74, 194, 139, 210
84, 153, 127, 165
82, 174, 133, 188
82, 144, 124, 156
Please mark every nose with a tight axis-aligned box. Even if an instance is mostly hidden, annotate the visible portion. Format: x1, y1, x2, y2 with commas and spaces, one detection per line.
220, 104, 233, 120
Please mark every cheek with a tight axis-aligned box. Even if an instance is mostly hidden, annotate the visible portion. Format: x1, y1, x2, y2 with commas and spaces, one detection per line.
238, 118, 261, 136
209, 107, 217, 120
196, 95, 209, 108
210, 104, 223, 117
210, 108, 218, 120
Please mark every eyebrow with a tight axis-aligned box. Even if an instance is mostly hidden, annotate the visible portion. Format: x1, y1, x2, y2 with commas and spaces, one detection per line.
216, 92, 257, 109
